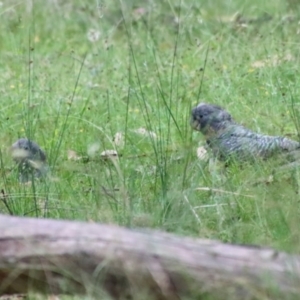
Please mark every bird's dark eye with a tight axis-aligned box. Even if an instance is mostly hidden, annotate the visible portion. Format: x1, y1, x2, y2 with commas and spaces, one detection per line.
199, 114, 203, 119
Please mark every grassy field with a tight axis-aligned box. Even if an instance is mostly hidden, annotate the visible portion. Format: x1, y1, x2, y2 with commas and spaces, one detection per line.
1, 0, 300, 298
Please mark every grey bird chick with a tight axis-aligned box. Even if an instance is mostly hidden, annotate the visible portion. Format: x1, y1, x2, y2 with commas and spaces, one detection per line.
191, 103, 300, 162
11, 138, 47, 182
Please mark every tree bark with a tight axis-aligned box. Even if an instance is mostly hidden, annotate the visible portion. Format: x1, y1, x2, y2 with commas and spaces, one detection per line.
0, 215, 299, 299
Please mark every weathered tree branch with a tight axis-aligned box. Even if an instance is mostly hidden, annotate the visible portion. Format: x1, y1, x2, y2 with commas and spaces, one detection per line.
0, 215, 299, 299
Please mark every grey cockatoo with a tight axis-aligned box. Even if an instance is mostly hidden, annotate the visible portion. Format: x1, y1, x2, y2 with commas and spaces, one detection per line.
191, 103, 300, 163
11, 138, 48, 182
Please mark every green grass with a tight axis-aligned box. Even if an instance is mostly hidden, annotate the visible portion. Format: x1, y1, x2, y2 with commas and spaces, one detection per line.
1, 0, 300, 298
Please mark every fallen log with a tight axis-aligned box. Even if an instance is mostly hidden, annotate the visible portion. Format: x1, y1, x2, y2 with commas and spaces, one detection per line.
0, 215, 299, 299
